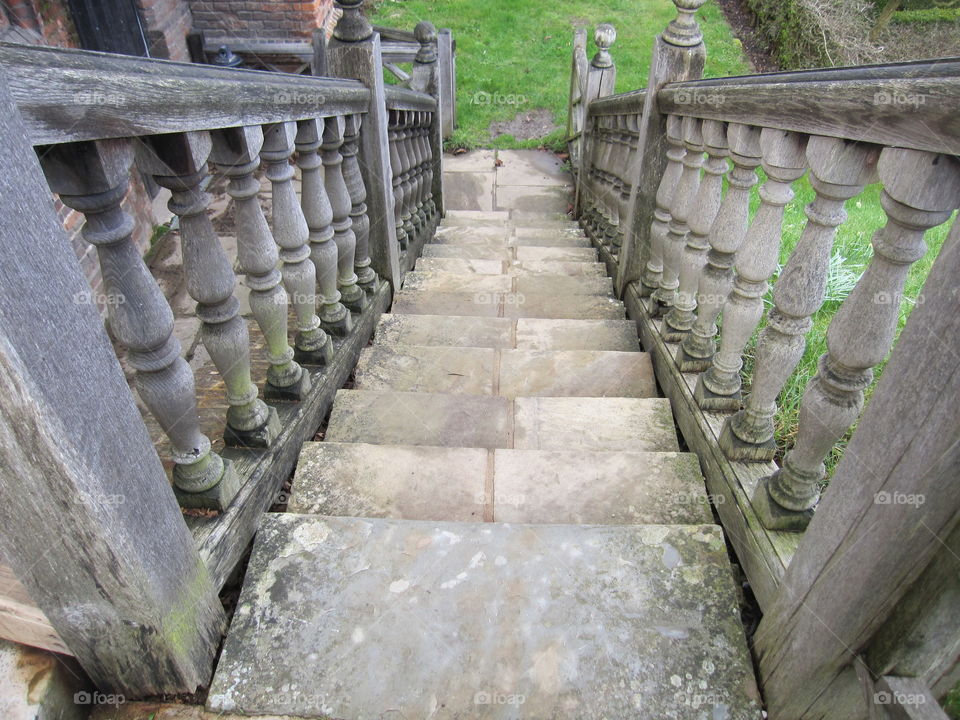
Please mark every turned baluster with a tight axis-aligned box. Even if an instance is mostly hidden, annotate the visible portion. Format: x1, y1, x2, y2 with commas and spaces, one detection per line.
604, 116, 628, 250
663, 119, 729, 342
422, 112, 438, 232
137, 131, 280, 449
754, 149, 960, 531
342, 113, 379, 295
296, 117, 352, 336
410, 112, 428, 235
678, 123, 762, 372
721, 137, 879, 462
641, 114, 686, 297
653, 115, 704, 316
322, 114, 367, 313
584, 116, 606, 240
42, 139, 238, 510
397, 112, 417, 246
615, 116, 640, 253
387, 112, 408, 251
695, 128, 807, 411
261, 121, 334, 366
209, 126, 312, 398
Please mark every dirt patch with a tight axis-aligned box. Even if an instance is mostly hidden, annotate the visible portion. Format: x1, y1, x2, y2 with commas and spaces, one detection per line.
489, 108, 560, 141
715, 0, 780, 73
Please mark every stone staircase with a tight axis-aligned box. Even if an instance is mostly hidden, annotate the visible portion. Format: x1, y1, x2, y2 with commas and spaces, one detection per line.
205, 204, 763, 719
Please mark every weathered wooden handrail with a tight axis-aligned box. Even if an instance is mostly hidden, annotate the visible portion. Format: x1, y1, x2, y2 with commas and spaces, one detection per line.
0, 42, 369, 145
587, 88, 647, 116
658, 62, 960, 154
384, 84, 438, 112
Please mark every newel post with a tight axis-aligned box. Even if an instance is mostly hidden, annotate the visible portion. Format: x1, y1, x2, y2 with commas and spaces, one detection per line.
0, 74, 224, 695
326, 0, 401, 288
574, 24, 617, 217
616, 0, 708, 296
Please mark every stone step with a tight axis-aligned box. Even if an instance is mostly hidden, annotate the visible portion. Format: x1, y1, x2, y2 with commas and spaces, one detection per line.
374, 315, 639, 351
414, 257, 607, 277
353, 345, 656, 398
391, 290, 625, 320
432, 231, 590, 249
422, 244, 598, 262
208, 514, 762, 719
289, 442, 713, 525
402, 271, 613, 296
325, 390, 678, 451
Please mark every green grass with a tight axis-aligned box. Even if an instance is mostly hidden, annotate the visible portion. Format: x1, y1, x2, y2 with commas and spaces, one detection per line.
368, 0, 749, 150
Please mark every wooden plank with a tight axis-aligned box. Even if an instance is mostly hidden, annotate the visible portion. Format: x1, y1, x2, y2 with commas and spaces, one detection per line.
0, 42, 370, 146
438, 29, 456, 138
753, 218, 960, 719
191, 283, 391, 590
381, 41, 418, 64
623, 282, 800, 611
658, 73, 960, 155
589, 89, 647, 117
876, 677, 949, 720
0, 564, 71, 656
384, 85, 437, 112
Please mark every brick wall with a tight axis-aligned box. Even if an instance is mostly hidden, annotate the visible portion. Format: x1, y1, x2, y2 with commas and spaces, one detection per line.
137, 0, 193, 60
189, 0, 338, 40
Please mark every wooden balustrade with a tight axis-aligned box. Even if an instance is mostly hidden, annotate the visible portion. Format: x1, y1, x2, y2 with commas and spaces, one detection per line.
343, 114, 379, 296
641, 113, 685, 298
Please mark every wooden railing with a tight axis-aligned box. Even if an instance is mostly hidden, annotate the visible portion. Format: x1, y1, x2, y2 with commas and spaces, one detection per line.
0, 0, 446, 697
570, 2, 960, 718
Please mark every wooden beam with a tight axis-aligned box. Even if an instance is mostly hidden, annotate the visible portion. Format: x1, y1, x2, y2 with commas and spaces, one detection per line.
0, 563, 70, 656
0, 42, 369, 145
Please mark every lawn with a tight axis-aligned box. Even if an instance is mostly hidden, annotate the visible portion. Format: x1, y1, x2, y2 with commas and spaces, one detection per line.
368, 0, 955, 479
368, 0, 750, 150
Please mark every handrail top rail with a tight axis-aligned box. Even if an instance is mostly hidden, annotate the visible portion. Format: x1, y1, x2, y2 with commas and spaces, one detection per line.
384, 84, 437, 113
588, 88, 647, 117
0, 42, 371, 146
657, 57, 960, 154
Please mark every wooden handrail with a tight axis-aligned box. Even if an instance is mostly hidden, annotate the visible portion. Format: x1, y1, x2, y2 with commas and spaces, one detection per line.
0, 42, 370, 146
588, 89, 648, 116
384, 84, 438, 112
658, 61, 960, 154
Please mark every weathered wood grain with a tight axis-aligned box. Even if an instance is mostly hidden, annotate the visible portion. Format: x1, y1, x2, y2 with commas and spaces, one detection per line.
0, 42, 369, 146
588, 89, 647, 117
658, 72, 960, 155
0, 563, 71, 656
385, 85, 438, 112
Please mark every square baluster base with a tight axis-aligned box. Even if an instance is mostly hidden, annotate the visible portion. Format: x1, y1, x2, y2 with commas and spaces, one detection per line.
752, 477, 816, 532
224, 406, 282, 450
718, 421, 778, 462
676, 345, 714, 374
174, 459, 240, 512
294, 336, 334, 367
265, 369, 313, 402
693, 380, 741, 413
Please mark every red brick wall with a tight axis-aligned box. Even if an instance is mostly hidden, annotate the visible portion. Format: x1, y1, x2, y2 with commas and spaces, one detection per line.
137, 0, 193, 61
189, 0, 338, 40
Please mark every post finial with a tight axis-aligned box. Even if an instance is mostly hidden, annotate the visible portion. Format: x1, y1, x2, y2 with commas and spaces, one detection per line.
664, 0, 708, 47
414, 21, 438, 64
333, 0, 373, 42
591, 23, 617, 68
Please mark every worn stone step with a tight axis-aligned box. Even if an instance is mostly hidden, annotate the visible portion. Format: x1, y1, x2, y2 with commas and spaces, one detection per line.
208, 515, 762, 719
325, 391, 678, 451
432, 232, 590, 248
375, 315, 638, 351
392, 290, 625, 320
402, 271, 612, 296
353, 345, 656, 398
289, 442, 712, 525
515, 396, 679, 452
421, 244, 598, 262
325, 390, 513, 448
414, 257, 607, 277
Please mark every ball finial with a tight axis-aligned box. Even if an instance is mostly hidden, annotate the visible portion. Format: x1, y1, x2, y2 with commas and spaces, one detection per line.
333, 0, 373, 42
591, 23, 617, 68
414, 21, 438, 63
664, 0, 708, 47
